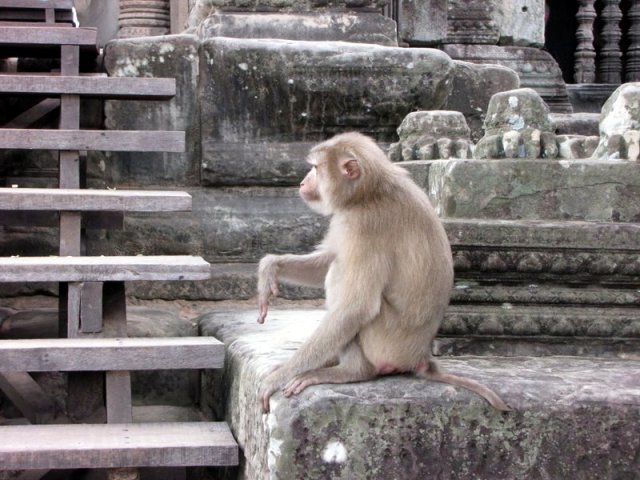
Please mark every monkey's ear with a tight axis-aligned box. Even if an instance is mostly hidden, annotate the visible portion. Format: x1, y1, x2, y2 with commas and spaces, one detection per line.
340, 157, 361, 180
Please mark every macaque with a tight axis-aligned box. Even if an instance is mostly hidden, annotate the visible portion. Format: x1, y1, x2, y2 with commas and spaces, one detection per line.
257, 132, 510, 413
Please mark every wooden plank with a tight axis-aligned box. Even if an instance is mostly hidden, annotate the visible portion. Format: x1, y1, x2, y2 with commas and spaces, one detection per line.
0, 26, 96, 46
59, 211, 80, 255
0, 372, 59, 424
0, 0, 74, 9
106, 371, 133, 423
0, 255, 211, 282
0, 336, 225, 371
0, 129, 186, 153
80, 281, 103, 333
0, 188, 192, 212
0, 75, 176, 99
0, 422, 239, 469
170, 0, 189, 34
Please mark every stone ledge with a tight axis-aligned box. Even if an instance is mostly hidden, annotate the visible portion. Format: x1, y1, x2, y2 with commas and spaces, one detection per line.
199, 309, 640, 480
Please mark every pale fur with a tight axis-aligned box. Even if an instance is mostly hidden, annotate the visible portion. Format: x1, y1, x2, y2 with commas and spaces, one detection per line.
257, 132, 510, 412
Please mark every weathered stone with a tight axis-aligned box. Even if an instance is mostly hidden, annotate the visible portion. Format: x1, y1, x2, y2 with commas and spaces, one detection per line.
95, 34, 200, 187
200, 309, 640, 480
389, 111, 473, 161
422, 159, 640, 221
445, 61, 521, 141
474, 88, 557, 159
446, 0, 500, 44
443, 44, 572, 113
397, 0, 447, 46
198, 12, 397, 46
200, 38, 454, 145
86, 187, 326, 264
592, 82, 640, 161
202, 142, 314, 187
567, 83, 618, 114
556, 134, 599, 159
496, 0, 545, 47
551, 112, 600, 136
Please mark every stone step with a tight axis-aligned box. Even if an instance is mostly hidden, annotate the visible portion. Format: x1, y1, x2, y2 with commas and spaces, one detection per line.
0, 129, 185, 153
0, 187, 192, 212
0, 422, 238, 470
0, 255, 210, 283
199, 308, 640, 479
0, 336, 224, 372
0, 75, 176, 99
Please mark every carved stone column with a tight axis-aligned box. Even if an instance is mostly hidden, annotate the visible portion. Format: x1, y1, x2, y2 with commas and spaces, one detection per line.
626, 1, 640, 81
574, 0, 597, 83
446, 0, 499, 45
118, 0, 170, 38
597, 0, 623, 83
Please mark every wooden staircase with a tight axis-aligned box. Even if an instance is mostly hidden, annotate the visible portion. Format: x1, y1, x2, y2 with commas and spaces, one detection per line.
0, 1, 238, 477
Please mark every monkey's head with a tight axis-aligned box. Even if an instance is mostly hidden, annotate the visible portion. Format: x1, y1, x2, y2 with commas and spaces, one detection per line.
300, 132, 396, 215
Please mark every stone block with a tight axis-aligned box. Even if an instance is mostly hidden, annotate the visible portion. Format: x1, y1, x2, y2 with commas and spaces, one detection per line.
397, 0, 447, 46
423, 159, 640, 222
497, 0, 545, 47
443, 44, 572, 113
592, 82, 640, 161
192, 0, 388, 11
200, 38, 454, 145
200, 309, 640, 480
198, 12, 397, 46
96, 34, 200, 187
551, 112, 600, 136
446, 61, 521, 141
86, 187, 326, 263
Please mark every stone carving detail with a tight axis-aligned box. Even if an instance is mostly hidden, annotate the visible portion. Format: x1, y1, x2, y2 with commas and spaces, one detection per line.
592, 82, 640, 161
389, 111, 473, 161
574, 0, 597, 83
474, 88, 558, 159
597, 0, 624, 83
446, 0, 499, 45
627, 1, 640, 82
118, 0, 170, 38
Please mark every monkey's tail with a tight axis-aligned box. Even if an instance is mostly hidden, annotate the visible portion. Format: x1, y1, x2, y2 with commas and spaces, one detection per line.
417, 360, 512, 412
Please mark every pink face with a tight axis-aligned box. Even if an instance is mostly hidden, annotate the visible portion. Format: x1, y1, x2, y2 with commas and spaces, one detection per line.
299, 165, 321, 204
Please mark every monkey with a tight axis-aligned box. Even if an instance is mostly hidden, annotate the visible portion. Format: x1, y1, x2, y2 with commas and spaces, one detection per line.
257, 132, 511, 413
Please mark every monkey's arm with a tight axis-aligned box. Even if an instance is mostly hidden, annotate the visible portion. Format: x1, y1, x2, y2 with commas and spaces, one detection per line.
257, 250, 334, 323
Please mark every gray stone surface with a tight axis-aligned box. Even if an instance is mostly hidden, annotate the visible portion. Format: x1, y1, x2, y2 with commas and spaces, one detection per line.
474, 88, 557, 159
389, 111, 473, 161
551, 112, 600, 136
200, 309, 640, 480
200, 38, 454, 145
397, 0, 447, 46
592, 82, 640, 161
424, 159, 640, 221
95, 34, 201, 187
443, 44, 572, 113
198, 12, 397, 46
446, 61, 521, 141
556, 134, 599, 159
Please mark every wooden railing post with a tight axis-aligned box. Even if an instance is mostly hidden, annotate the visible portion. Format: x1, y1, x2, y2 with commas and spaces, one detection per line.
575, 0, 597, 83
597, 0, 623, 83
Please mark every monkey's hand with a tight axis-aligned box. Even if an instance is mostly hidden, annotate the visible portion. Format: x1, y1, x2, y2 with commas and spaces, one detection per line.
259, 366, 285, 413
257, 255, 280, 324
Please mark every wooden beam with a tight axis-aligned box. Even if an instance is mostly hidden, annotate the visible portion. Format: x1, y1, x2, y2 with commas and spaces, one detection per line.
0, 129, 186, 152
0, 26, 96, 46
0, 337, 225, 371
0, 422, 239, 469
0, 0, 74, 9
0, 372, 59, 424
0, 256, 211, 282
170, 0, 189, 34
0, 188, 192, 212
0, 211, 124, 229
0, 75, 176, 99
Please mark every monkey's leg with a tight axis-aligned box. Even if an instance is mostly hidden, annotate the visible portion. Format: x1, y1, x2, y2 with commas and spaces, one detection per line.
282, 341, 376, 397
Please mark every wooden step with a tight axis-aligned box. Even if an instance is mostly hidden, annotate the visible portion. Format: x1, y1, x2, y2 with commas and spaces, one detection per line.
0, 0, 74, 8
0, 256, 211, 282
0, 26, 95, 46
0, 422, 239, 469
0, 188, 192, 212
0, 129, 185, 152
0, 337, 225, 372
0, 75, 177, 99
